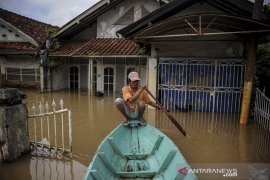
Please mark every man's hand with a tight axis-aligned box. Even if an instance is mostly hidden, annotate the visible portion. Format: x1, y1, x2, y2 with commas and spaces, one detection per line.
156, 103, 163, 110
140, 85, 146, 91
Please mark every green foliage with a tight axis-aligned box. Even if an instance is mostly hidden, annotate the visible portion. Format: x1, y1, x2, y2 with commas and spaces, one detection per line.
257, 43, 270, 65
45, 27, 60, 50
44, 28, 62, 72
137, 44, 150, 55
48, 57, 63, 72
257, 43, 270, 57
263, 3, 270, 16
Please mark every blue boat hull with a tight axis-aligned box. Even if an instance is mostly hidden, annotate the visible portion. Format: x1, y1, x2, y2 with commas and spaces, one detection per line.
84, 120, 197, 179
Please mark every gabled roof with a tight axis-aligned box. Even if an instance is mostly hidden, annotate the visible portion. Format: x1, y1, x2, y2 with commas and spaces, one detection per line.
50, 38, 141, 57
54, 0, 124, 39
54, 0, 171, 39
117, 0, 257, 38
0, 8, 58, 46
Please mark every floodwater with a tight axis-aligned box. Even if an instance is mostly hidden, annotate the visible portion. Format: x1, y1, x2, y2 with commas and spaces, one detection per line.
0, 89, 270, 180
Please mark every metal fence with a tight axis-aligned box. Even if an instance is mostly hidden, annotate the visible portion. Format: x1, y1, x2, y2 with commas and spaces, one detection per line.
28, 98, 72, 157
254, 88, 270, 131
158, 58, 246, 113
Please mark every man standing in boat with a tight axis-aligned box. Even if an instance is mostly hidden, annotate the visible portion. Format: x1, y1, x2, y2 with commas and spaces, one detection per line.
115, 71, 162, 126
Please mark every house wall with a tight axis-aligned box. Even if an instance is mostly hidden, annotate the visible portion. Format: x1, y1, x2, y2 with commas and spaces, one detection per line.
71, 23, 97, 41
80, 64, 88, 89
0, 19, 38, 46
0, 56, 40, 69
91, 57, 147, 93
0, 55, 40, 88
51, 63, 69, 91
96, 0, 160, 38
49, 57, 90, 91
153, 40, 244, 58
116, 65, 125, 92
69, 0, 161, 40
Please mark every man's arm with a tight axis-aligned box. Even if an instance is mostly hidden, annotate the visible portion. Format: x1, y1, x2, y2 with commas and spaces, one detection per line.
127, 86, 145, 102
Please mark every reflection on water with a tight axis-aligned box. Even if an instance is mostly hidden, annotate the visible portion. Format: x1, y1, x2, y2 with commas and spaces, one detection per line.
0, 89, 269, 180
30, 154, 85, 180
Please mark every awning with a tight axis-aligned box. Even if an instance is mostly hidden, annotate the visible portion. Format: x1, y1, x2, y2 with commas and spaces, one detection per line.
123, 13, 270, 41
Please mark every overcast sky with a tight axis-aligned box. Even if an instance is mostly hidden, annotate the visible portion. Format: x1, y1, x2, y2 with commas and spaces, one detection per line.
0, 0, 270, 27
0, 0, 99, 26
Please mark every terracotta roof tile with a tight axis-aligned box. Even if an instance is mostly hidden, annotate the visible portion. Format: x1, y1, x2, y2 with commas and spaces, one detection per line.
0, 42, 37, 52
0, 8, 59, 45
50, 41, 88, 56
50, 38, 140, 56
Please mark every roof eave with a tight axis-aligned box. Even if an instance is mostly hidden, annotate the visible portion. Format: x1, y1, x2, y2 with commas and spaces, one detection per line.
117, 0, 255, 38
54, 0, 111, 38
0, 50, 36, 55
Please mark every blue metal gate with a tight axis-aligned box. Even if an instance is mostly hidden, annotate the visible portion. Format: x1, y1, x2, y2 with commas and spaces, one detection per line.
158, 58, 246, 113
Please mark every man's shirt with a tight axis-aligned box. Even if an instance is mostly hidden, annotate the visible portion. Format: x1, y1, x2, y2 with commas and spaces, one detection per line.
122, 85, 151, 111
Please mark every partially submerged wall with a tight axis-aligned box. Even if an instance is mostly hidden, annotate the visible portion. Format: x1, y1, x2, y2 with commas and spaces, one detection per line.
0, 88, 29, 162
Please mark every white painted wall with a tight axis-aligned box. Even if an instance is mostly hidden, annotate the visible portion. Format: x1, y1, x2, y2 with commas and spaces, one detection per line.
0, 55, 40, 88
97, 0, 160, 38
71, 23, 97, 41
0, 56, 40, 71
148, 47, 158, 109
96, 59, 103, 92
0, 19, 38, 46
51, 63, 69, 91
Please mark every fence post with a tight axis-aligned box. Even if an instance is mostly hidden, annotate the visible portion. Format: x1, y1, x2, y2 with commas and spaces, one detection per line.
0, 88, 29, 162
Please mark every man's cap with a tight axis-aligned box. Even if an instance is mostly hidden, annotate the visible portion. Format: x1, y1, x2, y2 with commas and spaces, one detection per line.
128, 71, 140, 81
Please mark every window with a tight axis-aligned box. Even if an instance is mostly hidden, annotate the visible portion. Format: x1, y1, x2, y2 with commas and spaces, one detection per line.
6, 68, 40, 82
70, 66, 79, 89
104, 67, 114, 92
93, 66, 97, 92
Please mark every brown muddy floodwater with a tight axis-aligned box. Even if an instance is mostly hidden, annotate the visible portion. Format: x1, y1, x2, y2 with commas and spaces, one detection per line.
0, 89, 270, 180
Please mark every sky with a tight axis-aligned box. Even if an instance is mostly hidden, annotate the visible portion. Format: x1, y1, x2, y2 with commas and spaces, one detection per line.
0, 0, 270, 27
0, 0, 100, 26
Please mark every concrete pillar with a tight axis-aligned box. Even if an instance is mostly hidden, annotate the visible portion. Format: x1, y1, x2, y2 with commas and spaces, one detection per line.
240, 39, 257, 125
40, 66, 44, 93
148, 47, 158, 109
96, 59, 103, 93
88, 58, 93, 93
239, 0, 264, 125
0, 88, 29, 162
0, 66, 6, 88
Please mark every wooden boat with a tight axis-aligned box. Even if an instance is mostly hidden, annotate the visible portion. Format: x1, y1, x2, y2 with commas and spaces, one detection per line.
84, 120, 197, 180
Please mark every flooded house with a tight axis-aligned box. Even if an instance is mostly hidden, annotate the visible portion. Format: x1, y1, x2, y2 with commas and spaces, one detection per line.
49, 0, 270, 124
0, 8, 58, 89
1, 0, 269, 125
116, 0, 270, 124
48, 0, 171, 93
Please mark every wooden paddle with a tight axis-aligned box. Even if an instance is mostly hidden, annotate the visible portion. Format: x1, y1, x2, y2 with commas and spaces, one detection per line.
145, 87, 187, 136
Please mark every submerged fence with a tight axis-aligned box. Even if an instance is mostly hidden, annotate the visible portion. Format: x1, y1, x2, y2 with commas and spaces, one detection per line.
28, 98, 72, 157
254, 88, 270, 131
